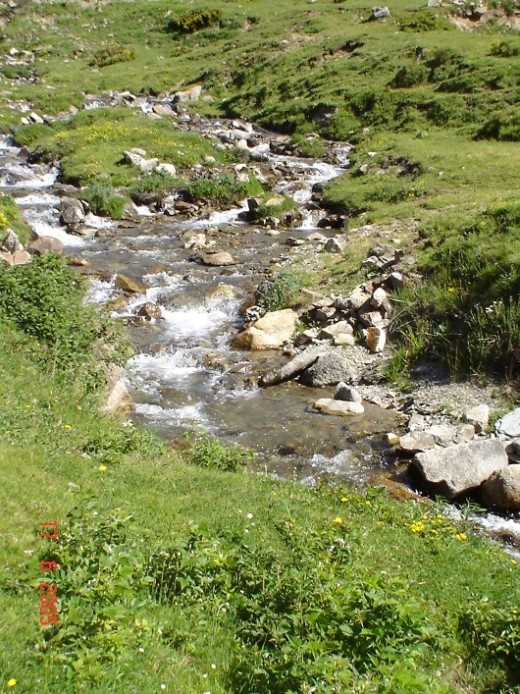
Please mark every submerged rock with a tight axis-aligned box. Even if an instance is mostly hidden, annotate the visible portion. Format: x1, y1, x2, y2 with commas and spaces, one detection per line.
115, 274, 147, 294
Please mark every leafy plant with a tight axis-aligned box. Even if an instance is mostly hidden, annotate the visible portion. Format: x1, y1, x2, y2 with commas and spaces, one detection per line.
167, 9, 222, 34
183, 173, 263, 203
256, 270, 310, 311
185, 430, 253, 471
88, 45, 137, 68
80, 180, 127, 219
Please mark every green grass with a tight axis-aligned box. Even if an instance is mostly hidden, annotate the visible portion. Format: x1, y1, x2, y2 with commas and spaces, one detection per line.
0, 254, 519, 693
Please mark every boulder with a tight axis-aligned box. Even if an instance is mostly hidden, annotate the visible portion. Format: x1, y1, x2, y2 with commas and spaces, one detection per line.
399, 432, 436, 453
195, 251, 236, 267
299, 348, 359, 386
495, 408, 520, 440
371, 6, 391, 19
0, 229, 22, 254
12, 250, 31, 265
136, 302, 162, 320
259, 345, 326, 387
481, 466, 520, 512
464, 404, 490, 433
60, 197, 85, 227
122, 150, 159, 173
156, 162, 177, 177
324, 237, 345, 254
505, 439, 520, 464
334, 382, 362, 403
115, 274, 147, 294
411, 439, 509, 499
204, 284, 235, 302
232, 309, 298, 351
173, 85, 202, 102
319, 321, 353, 341
100, 364, 132, 415
347, 284, 372, 311
28, 236, 64, 255
313, 398, 364, 416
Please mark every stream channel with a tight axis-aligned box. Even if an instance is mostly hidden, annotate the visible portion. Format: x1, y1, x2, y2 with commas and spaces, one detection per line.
1, 113, 520, 557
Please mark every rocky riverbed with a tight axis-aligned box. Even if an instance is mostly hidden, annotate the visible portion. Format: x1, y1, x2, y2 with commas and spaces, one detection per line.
1, 95, 519, 554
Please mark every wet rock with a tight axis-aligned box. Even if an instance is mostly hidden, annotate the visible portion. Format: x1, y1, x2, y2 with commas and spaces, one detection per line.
181, 230, 207, 250
204, 284, 235, 302
464, 404, 490, 433
195, 251, 236, 267
259, 345, 326, 387
28, 236, 64, 255
115, 274, 147, 294
60, 197, 85, 228
313, 398, 364, 416
365, 326, 386, 353
335, 382, 362, 403
411, 439, 509, 499
481, 466, 520, 512
136, 302, 162, 320
175, 200, 199, 215
300, 348, 359, 386
495, 408, 520, 440
232, 308, 299, 351
0, 229, 22, 254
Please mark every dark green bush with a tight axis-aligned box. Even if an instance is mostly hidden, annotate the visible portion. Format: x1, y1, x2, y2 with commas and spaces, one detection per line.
490, 40, 520, 57
130, 171, 177, 201
88, 45, 137, 68
183, 173, 263, 203
80, 180, 127, 219
398, 10, 450, 32
476, 110, 520, 141
167, 9, 222, 34
0, 254, 105, 376
391, 64, 429, 88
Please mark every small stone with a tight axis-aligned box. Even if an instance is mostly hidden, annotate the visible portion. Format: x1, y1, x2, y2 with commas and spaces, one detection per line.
324, 237, 345, 254
115, 274, 147, 294
196, 251, 236, 267
136, 302, 162, 320
0, 229, 22, 254
371, 287, 388, 309
334, 333, 355, 346
334, 383, 362, 403
386, 433, 400, 446
399, 432, 436, 453
464, 404, 490, 433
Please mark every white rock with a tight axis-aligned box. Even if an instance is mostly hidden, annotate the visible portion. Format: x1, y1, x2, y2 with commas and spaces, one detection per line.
313, 398, 364, 416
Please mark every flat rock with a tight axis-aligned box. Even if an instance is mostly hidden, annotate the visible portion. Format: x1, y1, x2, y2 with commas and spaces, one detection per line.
412, 439, 509, 499
481, 465, 520, 512
259, 345, 326, 387
313, 398, 364, 416
196, 251, 236, 266
399, 432, 436, 453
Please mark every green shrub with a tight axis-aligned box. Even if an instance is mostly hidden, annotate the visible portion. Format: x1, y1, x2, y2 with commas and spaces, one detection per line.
183, 173, 263, 203
398, 10, 450, 32
130, 171, 177, 200
80, 180, 127, 219
185, 430, 253, 472
256, 270, 310, 311
476, 110, 520, 141
391, 64, 429, 88
490, 40, 520, 57
88, 45, 137, 68
167, 9, 222, 34
0, 193, 21, 230
0, 253, 106, 379
289, 133, 326, 158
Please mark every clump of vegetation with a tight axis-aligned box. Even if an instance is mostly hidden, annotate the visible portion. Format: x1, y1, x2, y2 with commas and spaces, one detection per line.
391, 63, 429, 88
255, 195, 297, 220
183, 172, 264, 203
490, 40, 520, 57
389, 199, 520, 377
88, 45, 137, 68
167, 9, 222, 34
0, 193, 31, 243
80, 180, 127, 219
130, 170, 177, 202
476, 110, 520, 142
398, 10, 451, 32
185, 430, 253, 472
289, 133, 327, 158
0, 253, 108, 382
257, 270, 311, 311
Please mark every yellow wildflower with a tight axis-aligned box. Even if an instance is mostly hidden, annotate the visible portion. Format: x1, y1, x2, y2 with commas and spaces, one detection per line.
455, 532, 467, 541
7, 680, 17, 688
333, 517, 343, 525
340, 497, 348, 503
98, 464, 107, 472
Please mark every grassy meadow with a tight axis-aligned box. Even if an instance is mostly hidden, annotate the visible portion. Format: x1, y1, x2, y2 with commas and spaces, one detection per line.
1, 0, 520, 691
